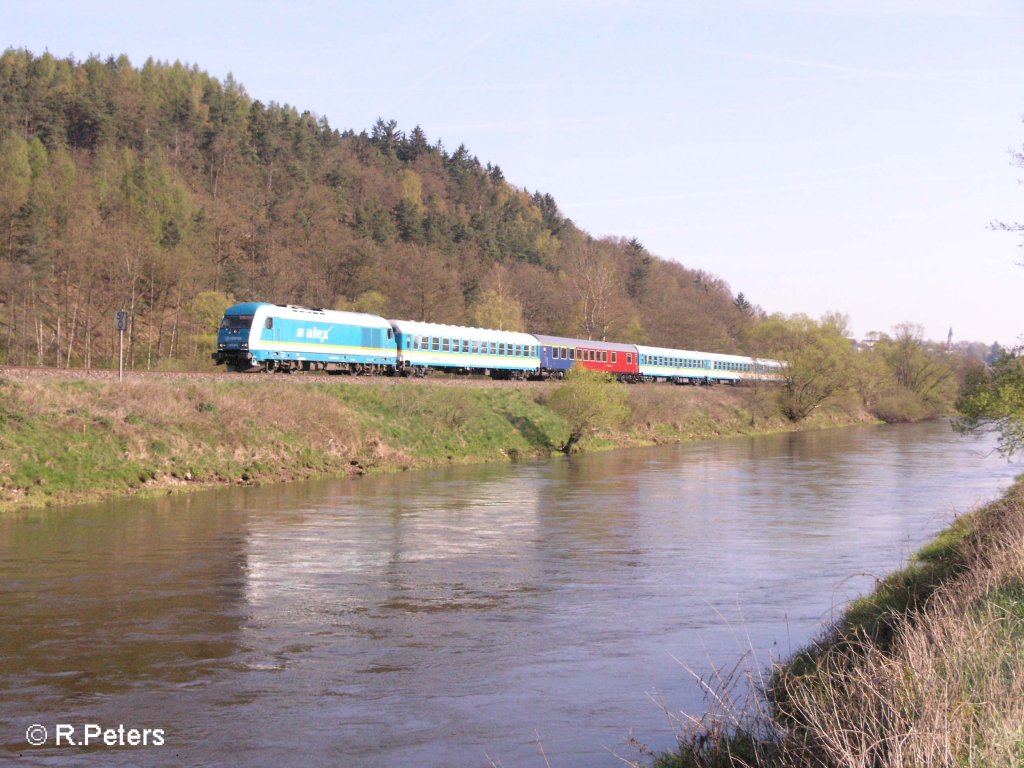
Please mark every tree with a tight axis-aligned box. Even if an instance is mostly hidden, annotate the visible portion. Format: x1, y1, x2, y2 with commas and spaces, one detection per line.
989, 117, 1024, 254
0, 132, 31, 259
746, 313, 855, 421
185, 290, 233, 366
547, 364, 629, 453
874, 323, 957, 413
341, 290, 389, 316
955, 349, 1024, 458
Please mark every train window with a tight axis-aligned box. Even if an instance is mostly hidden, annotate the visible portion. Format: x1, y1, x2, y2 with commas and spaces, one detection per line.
387, 328, 394, 340
612, 352, 617, 364
569, 348, 575, 360
470, 341, 477, 354
442, 338, 450, 352
462, 340, 469, 353
602, 351, 608, 362
222, 315, 253, 330
626, 353, 632, 364
431, 337, 439, 351
498, 342, 505, 355
265, 317, 273, 330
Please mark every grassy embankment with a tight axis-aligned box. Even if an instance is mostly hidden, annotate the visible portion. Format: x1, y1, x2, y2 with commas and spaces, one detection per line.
0, 372, 872, 512
654, 476, 1024, 768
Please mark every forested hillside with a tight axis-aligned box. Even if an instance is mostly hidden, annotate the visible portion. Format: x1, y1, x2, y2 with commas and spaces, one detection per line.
0, 49, 754, 370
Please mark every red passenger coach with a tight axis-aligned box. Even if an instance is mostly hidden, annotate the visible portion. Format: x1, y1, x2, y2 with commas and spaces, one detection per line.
533, 334, 640, 382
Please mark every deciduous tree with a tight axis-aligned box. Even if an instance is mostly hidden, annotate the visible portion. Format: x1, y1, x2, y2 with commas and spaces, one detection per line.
547, 365, 629, 453
955, 349, 1024, 457
746, 313, 855, 421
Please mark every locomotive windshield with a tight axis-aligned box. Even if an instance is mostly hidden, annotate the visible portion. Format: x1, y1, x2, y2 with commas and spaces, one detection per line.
220, 315, 254, 330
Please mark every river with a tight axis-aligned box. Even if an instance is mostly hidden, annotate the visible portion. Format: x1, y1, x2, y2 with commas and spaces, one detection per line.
0, 421, 1019, 767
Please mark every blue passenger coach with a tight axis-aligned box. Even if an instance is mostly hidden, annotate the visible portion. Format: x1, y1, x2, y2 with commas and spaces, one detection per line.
390, 320, 540, 378
635, 344, 711, 384
213, 303, 397, 372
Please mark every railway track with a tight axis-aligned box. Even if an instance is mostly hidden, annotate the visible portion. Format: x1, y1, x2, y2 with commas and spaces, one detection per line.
0, 364, 545, 389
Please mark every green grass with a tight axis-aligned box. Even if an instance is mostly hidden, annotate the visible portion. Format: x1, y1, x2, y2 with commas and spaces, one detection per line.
0, 374, 875, 513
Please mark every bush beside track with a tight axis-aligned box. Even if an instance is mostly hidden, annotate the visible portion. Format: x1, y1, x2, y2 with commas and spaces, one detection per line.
0, 367, 875, 513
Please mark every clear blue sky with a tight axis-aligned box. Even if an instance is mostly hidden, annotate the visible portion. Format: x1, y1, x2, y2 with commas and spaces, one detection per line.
7, 1, 1024, 344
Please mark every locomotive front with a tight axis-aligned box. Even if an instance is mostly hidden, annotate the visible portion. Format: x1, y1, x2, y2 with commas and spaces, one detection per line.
212, 302, 263, 371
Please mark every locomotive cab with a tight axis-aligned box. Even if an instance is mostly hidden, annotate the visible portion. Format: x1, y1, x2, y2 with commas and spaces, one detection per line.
213, 302, 262, 370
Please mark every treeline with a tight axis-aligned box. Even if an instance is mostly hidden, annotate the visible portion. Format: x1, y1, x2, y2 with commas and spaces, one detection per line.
745, 316, 983, 424
0, 49, 751, 371
0, 49, 990, 425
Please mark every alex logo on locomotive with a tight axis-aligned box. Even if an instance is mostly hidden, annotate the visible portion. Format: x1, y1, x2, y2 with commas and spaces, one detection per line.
296, 327, 330, 341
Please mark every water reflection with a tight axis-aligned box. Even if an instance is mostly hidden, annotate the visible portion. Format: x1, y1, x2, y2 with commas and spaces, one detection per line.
0, 422, 1017, 767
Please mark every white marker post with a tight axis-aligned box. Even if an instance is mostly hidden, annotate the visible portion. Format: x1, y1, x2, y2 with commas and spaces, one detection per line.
115, 310, 129, 382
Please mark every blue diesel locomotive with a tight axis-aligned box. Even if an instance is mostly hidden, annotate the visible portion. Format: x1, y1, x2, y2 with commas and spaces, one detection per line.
212, 303, 397, 373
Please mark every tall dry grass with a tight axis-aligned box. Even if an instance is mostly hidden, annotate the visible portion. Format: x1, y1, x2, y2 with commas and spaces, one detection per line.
654, 480, 1024, 768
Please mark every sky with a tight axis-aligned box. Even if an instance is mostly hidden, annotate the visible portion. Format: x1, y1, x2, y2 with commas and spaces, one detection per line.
5, 0, 1024, 344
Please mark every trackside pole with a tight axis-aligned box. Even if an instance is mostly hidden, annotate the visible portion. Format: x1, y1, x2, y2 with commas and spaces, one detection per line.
116, 310, 128, 382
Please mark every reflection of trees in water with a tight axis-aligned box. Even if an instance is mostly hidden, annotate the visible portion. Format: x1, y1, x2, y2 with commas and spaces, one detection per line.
0, 492, 250, 698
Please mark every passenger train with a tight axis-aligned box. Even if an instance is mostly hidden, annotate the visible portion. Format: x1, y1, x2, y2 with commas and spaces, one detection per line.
213, 302, 784, 384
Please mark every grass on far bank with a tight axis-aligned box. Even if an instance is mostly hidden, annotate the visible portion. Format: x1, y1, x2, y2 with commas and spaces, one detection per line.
0, 372, 875, 513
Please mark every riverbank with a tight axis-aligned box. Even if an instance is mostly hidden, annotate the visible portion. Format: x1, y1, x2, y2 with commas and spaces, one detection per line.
0, 370, 875, 512
656, 475, 1024, 768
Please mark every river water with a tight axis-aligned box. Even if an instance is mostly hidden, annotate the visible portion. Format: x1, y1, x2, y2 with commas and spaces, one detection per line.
0, 422, 1019, 767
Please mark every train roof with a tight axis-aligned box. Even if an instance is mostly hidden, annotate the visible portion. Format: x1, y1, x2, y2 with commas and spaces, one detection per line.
227, 303, 392, 329
635, 344, 709, 358
224, 302, 265, 316
533, 334, 637, 353
701, 350, 785, 366
389, 319, 538, 345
